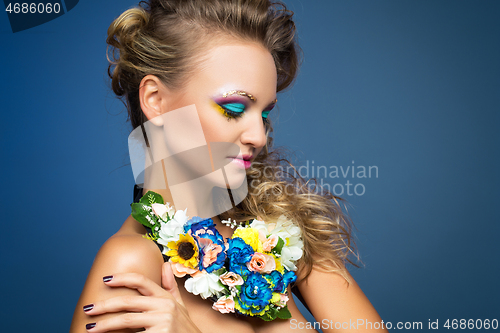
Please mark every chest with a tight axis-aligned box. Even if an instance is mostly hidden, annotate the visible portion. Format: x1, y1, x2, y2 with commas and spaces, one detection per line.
177, 278, 316, 333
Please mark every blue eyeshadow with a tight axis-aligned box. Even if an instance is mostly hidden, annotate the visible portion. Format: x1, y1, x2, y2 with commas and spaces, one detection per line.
222, 103, 246, 113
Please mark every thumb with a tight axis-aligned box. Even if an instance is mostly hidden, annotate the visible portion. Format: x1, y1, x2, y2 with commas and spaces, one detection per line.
162, 261, 185, 307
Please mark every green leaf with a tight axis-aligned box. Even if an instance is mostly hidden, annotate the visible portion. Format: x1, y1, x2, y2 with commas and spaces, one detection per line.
131, 203, 153, 229
214, 267, 227, 276
260, 313, 274, 321
277, 306, 292, 319
260, 306, 279, 321
139, 191, 164, 205
272, 237, 285, 255
260, 311, 273, 321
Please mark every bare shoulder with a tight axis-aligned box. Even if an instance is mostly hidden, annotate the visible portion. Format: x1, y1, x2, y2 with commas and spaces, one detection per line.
69, 219, 164, 333
93, 232, 164, 278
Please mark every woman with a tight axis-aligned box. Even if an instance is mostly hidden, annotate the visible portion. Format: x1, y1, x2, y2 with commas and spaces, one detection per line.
70, 0, 387, 332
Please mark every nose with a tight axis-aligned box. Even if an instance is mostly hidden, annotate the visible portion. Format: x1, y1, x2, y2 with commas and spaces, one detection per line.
240, 114, 267, 151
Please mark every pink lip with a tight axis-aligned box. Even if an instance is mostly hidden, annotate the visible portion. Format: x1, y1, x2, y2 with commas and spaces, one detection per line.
229, 155, 253, 169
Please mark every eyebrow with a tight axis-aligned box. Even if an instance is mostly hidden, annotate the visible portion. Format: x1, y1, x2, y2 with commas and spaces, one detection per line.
221, 90, 278, 106
222, 90, 256, 101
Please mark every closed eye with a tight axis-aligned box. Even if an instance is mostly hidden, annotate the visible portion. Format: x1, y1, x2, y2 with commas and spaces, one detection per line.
212, 101, 246, 120
222, 103, 246, 113
262, 101, 276, 124
213, 99, 274, 124
219, 103, 246, 120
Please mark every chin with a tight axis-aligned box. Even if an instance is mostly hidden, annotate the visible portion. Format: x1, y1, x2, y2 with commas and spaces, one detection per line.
224, 163, 248, 187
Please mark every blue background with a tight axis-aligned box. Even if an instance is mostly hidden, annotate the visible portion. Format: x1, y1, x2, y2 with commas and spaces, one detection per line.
1, 0, 498, 331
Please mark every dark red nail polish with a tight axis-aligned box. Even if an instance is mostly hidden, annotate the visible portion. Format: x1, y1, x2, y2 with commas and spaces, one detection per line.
86, 323, 96, 330
83, 304, 94, 312
103, 275, 113, 282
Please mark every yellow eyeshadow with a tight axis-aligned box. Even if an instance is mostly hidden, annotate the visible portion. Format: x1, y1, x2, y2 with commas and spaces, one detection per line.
211, 100, 227, 117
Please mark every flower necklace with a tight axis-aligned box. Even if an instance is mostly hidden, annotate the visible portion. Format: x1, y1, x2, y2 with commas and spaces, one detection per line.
131, 191, 304, 321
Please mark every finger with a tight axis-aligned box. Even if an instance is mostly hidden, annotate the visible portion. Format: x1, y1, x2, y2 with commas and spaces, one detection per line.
162, 262, 185, 307
83, 294, 176, 316
85, 312, 173, 332
102, 273, 170, 298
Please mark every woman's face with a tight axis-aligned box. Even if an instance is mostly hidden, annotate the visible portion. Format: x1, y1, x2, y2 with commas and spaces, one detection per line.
156, 41, 278, 188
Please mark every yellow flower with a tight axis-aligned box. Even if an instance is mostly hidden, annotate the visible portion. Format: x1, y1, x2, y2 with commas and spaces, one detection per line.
271, 292, 289, 307
271, 292, 281, 304
270, 253, 285, 274
234, 300, 269, 317
167, 233, 199, 269
232, 228, 263, 253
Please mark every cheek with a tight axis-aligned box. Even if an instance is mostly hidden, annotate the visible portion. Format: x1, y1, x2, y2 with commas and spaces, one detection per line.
198, 105, 236, 144
200, 116, 225, 143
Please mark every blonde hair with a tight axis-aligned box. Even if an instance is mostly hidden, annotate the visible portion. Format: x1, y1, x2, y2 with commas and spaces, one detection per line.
222, 147, 359, 282
106, 0, 358, 282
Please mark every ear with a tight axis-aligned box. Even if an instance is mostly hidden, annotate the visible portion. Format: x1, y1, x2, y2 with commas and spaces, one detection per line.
139, 75, 171, 126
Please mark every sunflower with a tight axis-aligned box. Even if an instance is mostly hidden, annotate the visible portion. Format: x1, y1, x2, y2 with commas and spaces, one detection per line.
167, 233, 199, 269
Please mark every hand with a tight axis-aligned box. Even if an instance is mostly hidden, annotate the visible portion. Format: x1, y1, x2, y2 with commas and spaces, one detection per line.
83, 262, 200, 333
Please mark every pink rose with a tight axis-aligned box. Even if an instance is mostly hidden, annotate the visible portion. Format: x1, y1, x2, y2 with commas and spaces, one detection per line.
247, 253, 276, 273
277, 293, 289, 307
212, 296, 235, 314
219, 271, 244, 287
169, 260, 198, 278
196, 237, 223, 268
151, 203, 168, 219
203, 243, 223, 268
262, 234, 279, 252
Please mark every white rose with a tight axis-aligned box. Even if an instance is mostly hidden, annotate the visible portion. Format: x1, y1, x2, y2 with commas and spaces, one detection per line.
184, 272, 225, 299
250, 215, 303, 271
151, 203, 169, 221
157, 208, 189, 250
280, 241, 303, 271
249, 219, 267, 232
172, 208, 189, 224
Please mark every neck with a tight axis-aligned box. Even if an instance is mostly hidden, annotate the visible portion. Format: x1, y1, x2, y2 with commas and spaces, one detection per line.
141, 186, 236, 238
142, 159, 244, 237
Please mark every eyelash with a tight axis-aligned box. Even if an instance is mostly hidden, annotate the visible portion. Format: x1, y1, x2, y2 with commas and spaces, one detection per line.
220, 106, 244, 121
218, 104, 272, 124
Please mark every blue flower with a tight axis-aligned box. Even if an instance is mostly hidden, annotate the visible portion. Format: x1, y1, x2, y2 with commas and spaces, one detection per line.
238, 272, 273, 315
268, 271, 285, 293
183, 217, 214, 234
197, 240, 226, 273
266, 270, 296, 293
227, 237, 254, 276
185, 217, 226, 273
282, 270, 297, 287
